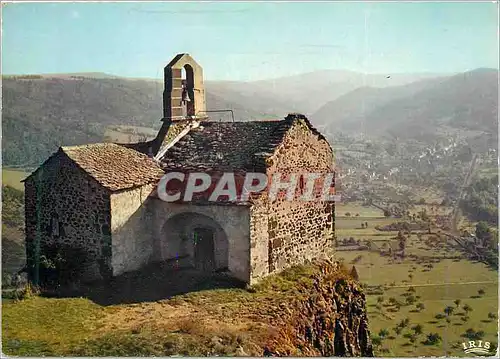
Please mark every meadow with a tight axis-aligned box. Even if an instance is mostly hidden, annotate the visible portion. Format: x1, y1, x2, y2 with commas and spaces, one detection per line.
335, 202, 498, 357
2, 168, 29, 191
1, 198, 497, 357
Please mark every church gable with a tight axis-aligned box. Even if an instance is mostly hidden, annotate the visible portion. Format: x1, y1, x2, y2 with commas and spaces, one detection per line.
26, 143, 165, 192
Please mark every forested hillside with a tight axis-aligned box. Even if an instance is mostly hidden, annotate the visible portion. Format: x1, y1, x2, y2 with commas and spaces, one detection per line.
2, 76, 273, 168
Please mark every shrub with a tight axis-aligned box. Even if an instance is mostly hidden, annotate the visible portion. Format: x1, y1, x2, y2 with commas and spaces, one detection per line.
463, 328, 485, 340
416, 303, 425, 312
378, 329, 389, 338
26, 242, 99, 288
371, 336, 382, 347
423, 333, 442, 345
412, 324, 423, 335
13, 283, 40, 301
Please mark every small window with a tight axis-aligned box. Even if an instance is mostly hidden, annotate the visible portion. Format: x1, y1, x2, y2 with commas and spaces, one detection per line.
299, 175, 305, 194
51, 217, 59, 237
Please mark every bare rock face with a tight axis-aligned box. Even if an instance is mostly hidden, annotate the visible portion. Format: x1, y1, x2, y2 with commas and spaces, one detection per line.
263, 261, 373, 357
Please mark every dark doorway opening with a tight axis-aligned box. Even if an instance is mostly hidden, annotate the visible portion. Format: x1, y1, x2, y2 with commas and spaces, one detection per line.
193, 227, 215, 272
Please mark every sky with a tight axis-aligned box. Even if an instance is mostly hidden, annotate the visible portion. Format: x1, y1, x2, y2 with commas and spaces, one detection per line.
2, 1, 499, 81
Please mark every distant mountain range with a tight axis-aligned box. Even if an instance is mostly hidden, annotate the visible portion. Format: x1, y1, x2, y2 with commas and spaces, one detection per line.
2, 68, 497, 168
311, 68, 498, 143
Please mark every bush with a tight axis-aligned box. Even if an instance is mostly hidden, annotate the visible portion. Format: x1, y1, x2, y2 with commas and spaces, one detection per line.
8, 283, 41, 301
463, 328, 485, 340
423, 333, 442, 345
378, 329, 389, 338
26, 242, 99, 288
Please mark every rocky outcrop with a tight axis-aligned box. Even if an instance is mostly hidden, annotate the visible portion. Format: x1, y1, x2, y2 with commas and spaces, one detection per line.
263, 261, 373, 357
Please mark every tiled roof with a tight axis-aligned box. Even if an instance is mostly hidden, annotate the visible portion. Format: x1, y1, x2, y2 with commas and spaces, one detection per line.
61, 143, 164, 191
158, 117, 296, 172
119, 121, 194, 156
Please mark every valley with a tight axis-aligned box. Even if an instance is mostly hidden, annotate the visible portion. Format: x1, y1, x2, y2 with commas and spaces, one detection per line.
1, 67, 498, 357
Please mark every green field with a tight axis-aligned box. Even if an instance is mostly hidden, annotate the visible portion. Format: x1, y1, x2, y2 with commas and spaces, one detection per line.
2, 169, 29, 191
104, 125, 157, 143
335, 203, 498, 357
336, 203, 385, 218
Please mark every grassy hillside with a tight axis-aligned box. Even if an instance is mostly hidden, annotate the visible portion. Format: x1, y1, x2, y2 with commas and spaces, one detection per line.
2, 262, 365, 356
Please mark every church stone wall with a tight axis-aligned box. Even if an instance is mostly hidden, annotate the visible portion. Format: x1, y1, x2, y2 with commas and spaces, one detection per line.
110, 184, 156, 276
24, 152, 112, 283
249, 120, 335, 284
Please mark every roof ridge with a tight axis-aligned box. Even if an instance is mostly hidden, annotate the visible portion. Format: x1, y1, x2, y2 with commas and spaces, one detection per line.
61, 143, 118, 151
154, 120, 201, 161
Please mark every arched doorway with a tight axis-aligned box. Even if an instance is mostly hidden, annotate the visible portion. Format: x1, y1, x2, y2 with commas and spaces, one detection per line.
193, 227, 215, 271
160, 212, 228, 272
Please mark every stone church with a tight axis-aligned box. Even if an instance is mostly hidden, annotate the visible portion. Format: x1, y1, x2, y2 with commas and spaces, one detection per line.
24, 54, 336, 285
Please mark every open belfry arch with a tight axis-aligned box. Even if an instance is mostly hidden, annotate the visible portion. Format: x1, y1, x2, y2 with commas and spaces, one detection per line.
163, 53, 206, 119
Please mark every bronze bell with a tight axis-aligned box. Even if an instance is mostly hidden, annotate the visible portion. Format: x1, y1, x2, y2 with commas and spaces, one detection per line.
182, 88, 191, 103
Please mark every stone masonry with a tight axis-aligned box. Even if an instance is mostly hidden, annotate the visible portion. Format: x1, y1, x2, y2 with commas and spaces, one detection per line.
24, 151, 113, 283
24, 54, 336, 288
249, 117, 335, 283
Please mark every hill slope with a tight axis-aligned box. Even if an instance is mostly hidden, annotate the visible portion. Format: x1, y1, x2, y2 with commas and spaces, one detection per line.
1, 76, 274, 168
312, 68, 498, 142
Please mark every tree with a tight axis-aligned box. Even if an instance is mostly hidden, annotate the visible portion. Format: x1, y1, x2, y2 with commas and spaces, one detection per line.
345, 212, 351, 217
416, 303, 425, 312
412, 324, 423, 335
361, 223, 365, 229
365, 221, 368, 228
478, 288, 485, 296
406, 295, 416, 306
394, 326, 402, 335
487, 312, 497, 320
424, 333, 442, 346
377, 296, 384, 304
463, 304, 472, 315
475, 221, 492, 244
444, 306, 454, 316
454, 299, 461, 308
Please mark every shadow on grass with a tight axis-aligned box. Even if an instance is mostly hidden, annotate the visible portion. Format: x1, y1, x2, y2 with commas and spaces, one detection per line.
40, 261, 247, 306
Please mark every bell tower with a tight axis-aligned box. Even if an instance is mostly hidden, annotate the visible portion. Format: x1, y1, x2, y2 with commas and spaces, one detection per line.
150, 54, 207, 156
163, 53, 206, 120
